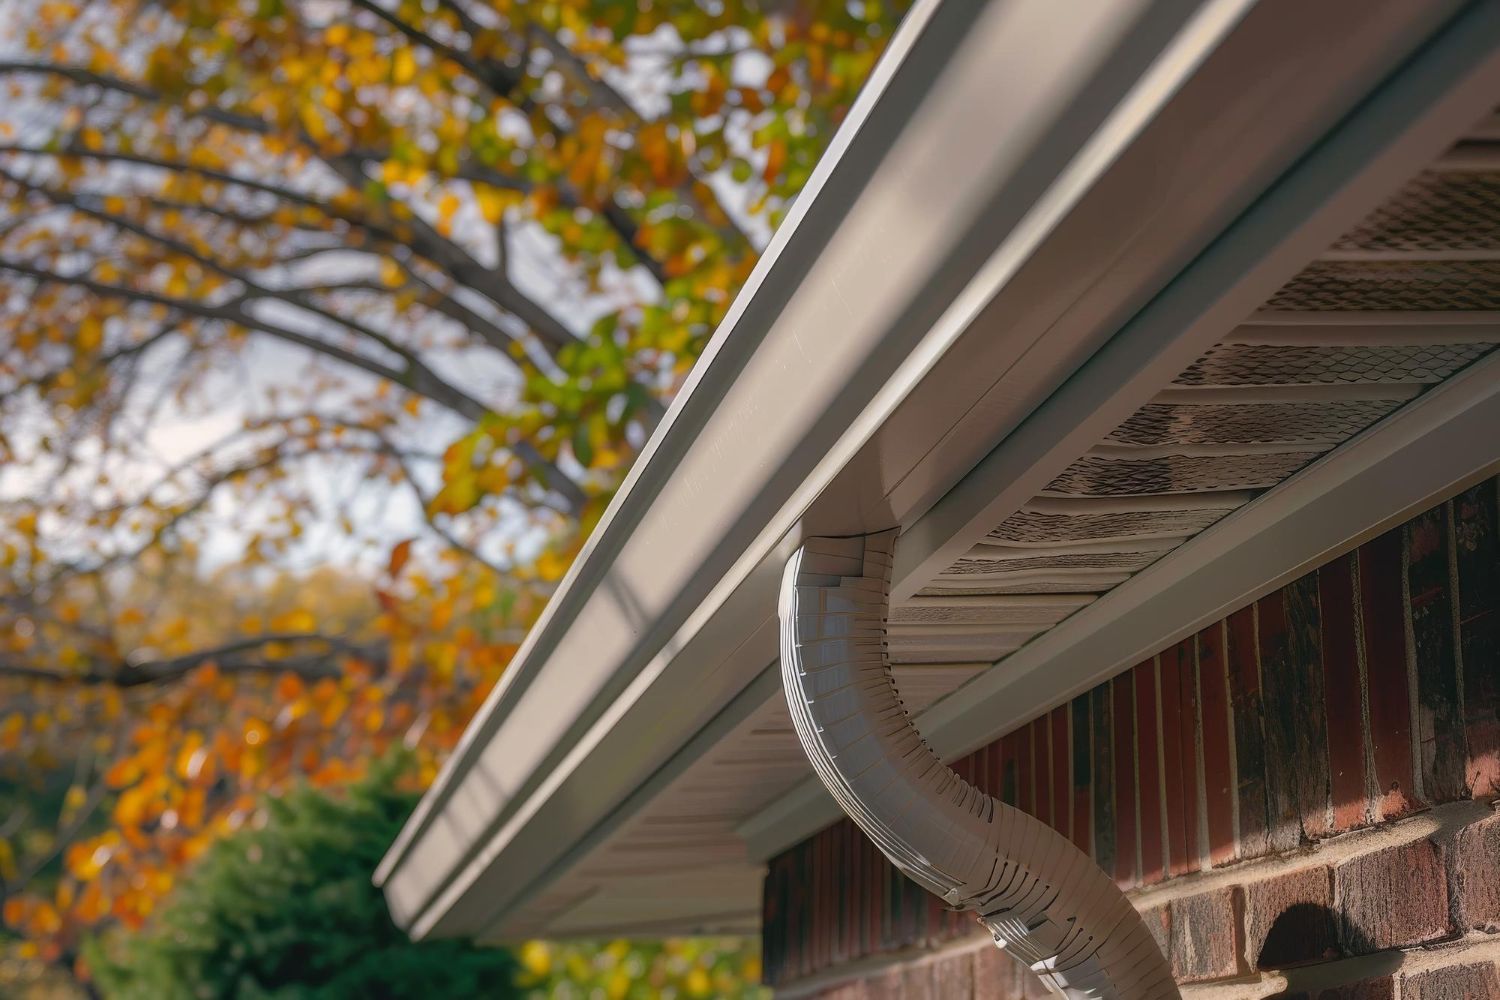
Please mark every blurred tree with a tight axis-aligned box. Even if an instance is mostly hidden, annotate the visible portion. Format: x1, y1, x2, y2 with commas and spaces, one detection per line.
515, 938, 765, 1000
0, 0, 908, 985
85, 756, 521, 999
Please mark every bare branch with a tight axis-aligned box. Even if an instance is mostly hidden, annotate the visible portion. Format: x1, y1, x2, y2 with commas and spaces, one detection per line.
0, 61, 268, 133
345, 0, 528, 107
0, 633, 379, 687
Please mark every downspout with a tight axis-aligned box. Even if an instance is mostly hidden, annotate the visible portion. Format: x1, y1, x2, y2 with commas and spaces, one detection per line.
779, 531, 1177, 998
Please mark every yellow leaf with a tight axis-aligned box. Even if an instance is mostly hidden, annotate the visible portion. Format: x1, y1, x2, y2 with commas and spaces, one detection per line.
534, 547, 571, 583
270, 609, 316, 633
392, 48, 416, 85
519, 941, 552, 977
474, 184, 515, 224
380, 257, 404, 287
298, 102, 327, 141
77, 315, 103, 352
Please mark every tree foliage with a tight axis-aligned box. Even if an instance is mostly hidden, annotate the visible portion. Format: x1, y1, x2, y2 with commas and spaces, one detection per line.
0, 0, 907, 984
515, 938, 765, 1000
86, 757, 521, 999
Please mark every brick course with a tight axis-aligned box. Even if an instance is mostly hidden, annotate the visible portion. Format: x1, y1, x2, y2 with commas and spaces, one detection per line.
1452, 811, 1500, 932
1334, 839, 1452, 952
1167, 887, 1244, 982
1402, 961, 1500, 1000
1243, 865, 1337, 969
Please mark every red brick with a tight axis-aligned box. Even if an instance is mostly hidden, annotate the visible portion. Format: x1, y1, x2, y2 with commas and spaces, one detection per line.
1167, 887, 1244, 982
1358, 531, 1421, 820
971, 943, 1013, 1000
1452, 811, 1500, 931
1408, 508, 1468, 803
861, 967, 905, 1000
901, 959, 936, 1000
980, 940, 1049, 998
1135, 658, 1167, 884
1243, 865, 1337, 969
1198, 622, 1237, 865
1160, 640, 1200, 876
986, 734, 1005, 801
1142, 903, 1171, 964
1014, 722, 1031, 818
1090, 683, 1116, 875
1291, 976, 1397, 1000
1455, 480, 1500, 800
1403, 961, 1500, 1000
1335, 839, 1453, 952
1319, 555, 1372, 831
1071, 694, 1093, 854
1022, 722, 1040, 819
1227, 604, 1272, 860
1112, 672, 1139, 886
1323, 979, 1397, 1000
1050, 705, 1069, 836
934, 951, 975, 998
1286, 575, 1334, 838
1258, 589, 1307, 851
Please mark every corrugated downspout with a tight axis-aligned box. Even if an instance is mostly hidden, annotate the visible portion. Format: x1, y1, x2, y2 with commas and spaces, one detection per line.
779, 531, 1177, 999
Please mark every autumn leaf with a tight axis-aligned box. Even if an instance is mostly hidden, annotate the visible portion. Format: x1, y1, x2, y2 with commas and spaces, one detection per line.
387, 538, 414, 579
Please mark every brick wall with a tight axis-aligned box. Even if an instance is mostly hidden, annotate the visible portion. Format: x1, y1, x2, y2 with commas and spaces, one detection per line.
762, 477, 1500, 997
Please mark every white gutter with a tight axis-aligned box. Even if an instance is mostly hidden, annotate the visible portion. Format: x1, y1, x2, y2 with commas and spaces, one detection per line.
380, 0, 1482, 940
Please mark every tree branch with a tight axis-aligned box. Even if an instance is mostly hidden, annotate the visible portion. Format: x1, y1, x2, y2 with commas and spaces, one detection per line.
345, 0, 528, 107
0, 633, 377, 688
0, 256, 588, 513
0, 61, 267, 133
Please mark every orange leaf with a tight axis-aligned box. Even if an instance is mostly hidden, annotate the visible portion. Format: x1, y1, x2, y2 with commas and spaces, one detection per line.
31, 901, 61, 935
76, 881, 106, 923
275, 672, 304, 702
763, 138, 787, 184
3, 898, 25, 925
387, 538, 414, 578
104, 757, 140, 789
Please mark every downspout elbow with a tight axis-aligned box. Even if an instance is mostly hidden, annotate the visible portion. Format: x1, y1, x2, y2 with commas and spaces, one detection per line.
779, 531, 1177, 999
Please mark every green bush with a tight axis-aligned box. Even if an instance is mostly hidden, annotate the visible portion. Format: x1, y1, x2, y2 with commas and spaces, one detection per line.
88, 761, 518, 1000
